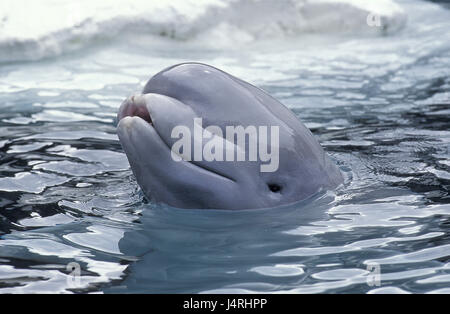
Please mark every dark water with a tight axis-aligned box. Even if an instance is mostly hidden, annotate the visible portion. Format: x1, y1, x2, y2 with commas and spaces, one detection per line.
0, 0, 449, 293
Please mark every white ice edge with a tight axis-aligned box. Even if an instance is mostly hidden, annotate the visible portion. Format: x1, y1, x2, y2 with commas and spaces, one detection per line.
0, 0, 407, 63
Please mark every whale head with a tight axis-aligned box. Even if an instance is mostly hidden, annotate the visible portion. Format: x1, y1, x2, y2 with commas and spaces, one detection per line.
117, 63, 343, 209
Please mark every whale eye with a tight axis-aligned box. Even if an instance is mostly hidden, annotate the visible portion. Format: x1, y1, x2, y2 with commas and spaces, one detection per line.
268, 183, 282, 193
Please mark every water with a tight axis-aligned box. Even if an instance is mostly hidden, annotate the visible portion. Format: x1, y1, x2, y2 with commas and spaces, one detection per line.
0, 0, 449, 293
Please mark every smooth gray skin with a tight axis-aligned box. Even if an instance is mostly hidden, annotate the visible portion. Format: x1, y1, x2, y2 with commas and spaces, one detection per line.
117, 63, 343, 209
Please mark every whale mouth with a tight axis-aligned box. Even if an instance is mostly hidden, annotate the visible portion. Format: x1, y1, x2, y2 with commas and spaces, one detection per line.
117, 94, 236, 182
117, 95, 153, 126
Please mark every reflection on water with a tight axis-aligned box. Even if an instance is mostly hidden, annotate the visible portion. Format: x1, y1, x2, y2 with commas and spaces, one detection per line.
0, 0, 450, 294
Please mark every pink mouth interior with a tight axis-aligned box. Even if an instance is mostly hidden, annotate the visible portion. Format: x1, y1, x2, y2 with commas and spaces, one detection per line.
118, 96, 153, 125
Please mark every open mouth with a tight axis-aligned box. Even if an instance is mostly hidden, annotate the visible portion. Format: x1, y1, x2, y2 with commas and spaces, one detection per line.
117, 95, 153, 126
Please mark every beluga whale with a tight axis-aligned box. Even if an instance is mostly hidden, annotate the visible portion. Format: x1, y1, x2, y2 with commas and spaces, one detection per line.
117, 63, 343, 209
